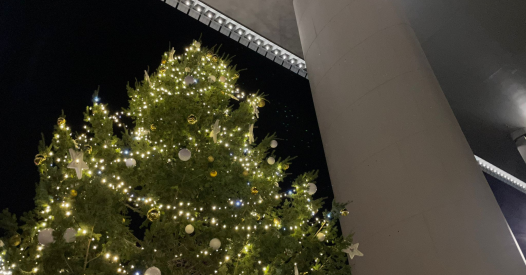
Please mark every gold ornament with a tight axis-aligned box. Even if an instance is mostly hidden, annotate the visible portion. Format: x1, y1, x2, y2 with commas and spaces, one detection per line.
210, 170, 218, 177
212, 55, 219, 62
206, 52, 213, 58
70, 189, 78, 197
251, 187, 259, 194
340, 209, 349, 216
147, 208, 161, 221
258, 99, 265, 107
34, 154, 46, 166
233, 73, 240, 79
187, 114, 197, 124
161, 60, 167, 64
282, 164, 289, 170
273, 218, 281, 226
84, 145, 93, 154
159, 66, 167, 73
150, 124, 157, 131
9, 234, 21, 247
257, 214, 261, 221
57, 117, 66, 125
208, 156, 214, 162
243, 170, 249, 176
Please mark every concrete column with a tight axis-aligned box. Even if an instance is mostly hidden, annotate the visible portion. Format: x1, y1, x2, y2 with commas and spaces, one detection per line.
293, 0, 526, 274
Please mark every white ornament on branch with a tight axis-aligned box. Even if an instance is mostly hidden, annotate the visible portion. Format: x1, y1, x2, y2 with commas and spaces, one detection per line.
307, 183, 317, 195
38, 228, 54, 245
125, 158, 136, 168
184, 75, 195, 85
178, 149, 191, 161
209, 238, 221, 250
342, 243, 364, 259
249, 124, 255, 144
63, 228, 76, 243
267, 157, 275, 165
294, 265, 299, 275
208, 75, 216, 82
168, 47, 175, 61
210, 119, 220, 143
219, 75, 226, 83
185, 67, 191, 72
316, 232, 326, 242
67, 149, 89, 179
251, 101, 259, 118
270, 140, 278, 148
144, 70, 151, 86
0, 240, 4, 247
185, 224, 194, 234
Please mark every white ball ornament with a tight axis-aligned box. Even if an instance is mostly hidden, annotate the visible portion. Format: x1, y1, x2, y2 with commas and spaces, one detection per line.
38, 228, 54, 245
194, 41, 201, 48
185, 224, 195, 234
63, 228, 76, 243
178, 149, 192, 161
219, 76, 226, 83
270, 140, 278, 148
184, 75, 195, 85
317, 233, 326, 242
185, 67, 191, 72
267, 157, 275, 165
125, 158, 136, 168
307, 183, 317, 195
209, 238, 221, 250
208, 75, 216, 82
145, 266, 161, 275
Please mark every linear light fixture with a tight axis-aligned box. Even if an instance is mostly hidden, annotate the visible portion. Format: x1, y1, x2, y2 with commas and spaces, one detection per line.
475, 155, 526, 194
163, 0, 308, 78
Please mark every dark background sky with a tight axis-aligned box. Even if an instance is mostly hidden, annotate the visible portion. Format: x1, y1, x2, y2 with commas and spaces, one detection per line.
1, 0, 526, 254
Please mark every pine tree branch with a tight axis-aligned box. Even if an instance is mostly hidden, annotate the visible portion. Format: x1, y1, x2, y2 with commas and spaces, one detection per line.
83, 225, 95, 271
63, 254, 74, 273
86, 253, 102, 264
124, 203, 141, 213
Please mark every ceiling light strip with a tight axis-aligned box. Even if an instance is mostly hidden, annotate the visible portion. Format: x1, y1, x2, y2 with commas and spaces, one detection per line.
163, 0, 308, 78
475, 155, 526, 194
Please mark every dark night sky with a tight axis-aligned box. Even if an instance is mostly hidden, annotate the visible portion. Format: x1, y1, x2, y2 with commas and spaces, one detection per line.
2, 0, 526, 254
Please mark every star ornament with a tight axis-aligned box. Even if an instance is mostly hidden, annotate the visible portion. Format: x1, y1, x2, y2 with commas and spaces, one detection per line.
67, 149, 89, 179
210, 119, 220, 143
342, 243, 364, 260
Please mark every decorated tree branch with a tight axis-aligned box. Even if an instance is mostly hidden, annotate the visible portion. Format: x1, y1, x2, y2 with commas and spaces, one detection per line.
0, 41, 360, 275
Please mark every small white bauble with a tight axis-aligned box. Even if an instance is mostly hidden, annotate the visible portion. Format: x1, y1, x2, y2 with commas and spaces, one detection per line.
178, 148, 191, 161
208, 75, 216, 82
267, 157, 275, 165
209, 238, 221, 250
184, 75, 195, 85
185, 224, 194, 234
219, 76, 226, 83
185, 67, 191, 72
270, 140, 278, 148
317, 233, 326, 242
145, 266, 161, 275
125, 158, 136, 168
307, 183, 317, 195
38, 228, 54, 245
63, 228, 76, 243
194, 41, 201, 48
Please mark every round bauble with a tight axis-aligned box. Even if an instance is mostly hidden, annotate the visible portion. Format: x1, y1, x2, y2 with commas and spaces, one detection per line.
161, 60, 167, 64
210, 170, 218, 177
63, 228, 76, 243
208, 75, 216, 82
34, 154, 46, 166
243, 170, 249, 176
70, 189, 77, 197
185, 67, 191, 72
178, 149, 191, 161
340, 208, 349, 217
209, 238, 221, 250
251, 187, 259, 194
270, 140, 278, 148
267, 157, 275, 165
184, 75, 195, 85
218, 76, 226, 83
317, 233, 326, 242
57, 117, 66, 125
38, 228, 54, 245
145, 266, 161, 275
125, 158, 136, 168
185, 224, 194, 234
187, 114, 198, 124
307, 183, 317, 195
194, 41, 201, 48
147, 208, 161, 222
9, 234, 21, 247
207, 156, 214, 162
258, 99, 265, 107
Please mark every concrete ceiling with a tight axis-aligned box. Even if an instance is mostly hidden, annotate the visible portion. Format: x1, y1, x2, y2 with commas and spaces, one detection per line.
203, 0, 526, 181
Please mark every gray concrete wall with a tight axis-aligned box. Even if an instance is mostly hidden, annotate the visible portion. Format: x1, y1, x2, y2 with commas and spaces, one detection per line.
294, 0, 526, 274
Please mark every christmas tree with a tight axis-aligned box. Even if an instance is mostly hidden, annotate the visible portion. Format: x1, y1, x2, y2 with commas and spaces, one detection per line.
0, 41, 358, 275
